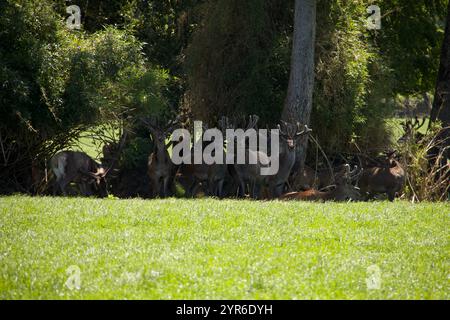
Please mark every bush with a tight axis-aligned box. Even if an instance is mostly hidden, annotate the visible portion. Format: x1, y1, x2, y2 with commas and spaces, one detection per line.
0, 1, 168, 194
397, 124, 450, 202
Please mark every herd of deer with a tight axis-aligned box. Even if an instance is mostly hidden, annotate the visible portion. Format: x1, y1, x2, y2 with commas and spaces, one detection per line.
49, 115, 406, 202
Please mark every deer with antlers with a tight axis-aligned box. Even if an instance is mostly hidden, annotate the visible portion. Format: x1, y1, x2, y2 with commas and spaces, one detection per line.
144, 117, 177, 198
175, 122, 212, 197
230, 115, 272, 199
50, 151, 108, 197
267, 121, 312, 198
280, 164, 362, 201
50, 133, 126, 197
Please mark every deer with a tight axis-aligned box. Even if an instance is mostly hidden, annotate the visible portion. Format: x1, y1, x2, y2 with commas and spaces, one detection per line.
398, 116, 427, 144
207, 116, 233, 198
267, 121, 312, 198
144, 118, 177, 198
294, 162, 349, 191
280, 164, 362, 201
50, 151, 109, 197
176, 122, 213, 197
50, 133, 127, 197
358, 150, 405, 201
231, 115, 272, 199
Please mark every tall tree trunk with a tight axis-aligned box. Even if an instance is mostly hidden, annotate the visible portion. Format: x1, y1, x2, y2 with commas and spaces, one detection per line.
430, 1, 450, 164
431, 1, 450, 129
282, 0, 316, 175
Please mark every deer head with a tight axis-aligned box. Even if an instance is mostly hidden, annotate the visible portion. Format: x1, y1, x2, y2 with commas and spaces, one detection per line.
278, 121, 312, 150
331, 164, 362, 201
77, 132, 126, 197
80, 167, 108, 197
382, 150, 401, 168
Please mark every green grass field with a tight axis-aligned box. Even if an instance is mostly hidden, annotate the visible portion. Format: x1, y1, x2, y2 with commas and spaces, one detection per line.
0, 196, 448, 300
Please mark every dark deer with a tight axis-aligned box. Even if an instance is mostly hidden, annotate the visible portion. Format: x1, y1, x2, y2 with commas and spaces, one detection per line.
267, 121, 312, 198
280, 165, 362, 201
144, 118, 176, 198
295, 164, 350, 191
399, 116, 427, 143
231, 115, 271, 199
177, 122, 212, 197
50, 151, 109, 197
207, 116, 233, 197
358, 150, 405, 201
50, 133, 126, 197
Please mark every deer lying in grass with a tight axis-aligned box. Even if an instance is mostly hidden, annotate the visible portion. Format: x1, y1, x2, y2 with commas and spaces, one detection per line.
280, 164, 362, 201
358, 150, 405, 201
144, 118, 176, 198
295, 164, 350, 191
50, 151, 109, 197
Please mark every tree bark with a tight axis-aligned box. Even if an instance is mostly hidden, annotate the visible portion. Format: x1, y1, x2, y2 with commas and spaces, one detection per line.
431, 1, 450, 129
282, 0, 316, 175
430, 1, 450, 165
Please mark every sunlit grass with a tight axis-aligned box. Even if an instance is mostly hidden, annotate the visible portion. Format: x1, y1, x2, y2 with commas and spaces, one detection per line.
0, 196, 448, 299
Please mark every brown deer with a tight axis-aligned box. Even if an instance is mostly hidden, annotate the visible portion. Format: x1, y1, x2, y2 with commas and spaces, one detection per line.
280, 165, 362, 201
50, 133, 126, 197
207, 116, 233, 197
144, 118, 177, 198
231, 115, 271, 199
50, 151, 109, 197
267, 121, 312, 198
358, 150, 405, 201
176, 122, 213, 197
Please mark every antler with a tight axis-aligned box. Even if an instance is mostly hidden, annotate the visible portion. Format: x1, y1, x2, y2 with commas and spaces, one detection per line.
350, 165, 363, 182
245, 115, 259, 131
278, 121, 312, 137
296, 123, 312, 136
277, 121, 287, 136
384, 150, 397, 160
218, 116, 232, 132
413, 116, 426, 130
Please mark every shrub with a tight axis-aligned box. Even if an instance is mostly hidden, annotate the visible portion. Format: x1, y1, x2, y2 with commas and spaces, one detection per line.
397, 123, 450, 202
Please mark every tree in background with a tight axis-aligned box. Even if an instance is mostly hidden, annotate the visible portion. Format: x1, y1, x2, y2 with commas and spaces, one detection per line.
281, 0, 316, 174
431, 0, 450, 129
376, 0, 448, 96
129, 0, 205, 110
0, 0, 168, 194
185, 0, 286, 124
430, 0, 450, 167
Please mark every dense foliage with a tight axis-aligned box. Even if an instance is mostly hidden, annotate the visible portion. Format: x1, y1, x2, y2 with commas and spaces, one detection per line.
0, 0, 168, 193
0, 0, 448, 196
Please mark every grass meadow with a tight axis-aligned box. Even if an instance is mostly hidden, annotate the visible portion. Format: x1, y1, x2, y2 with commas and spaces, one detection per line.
0, 196, 448, 299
